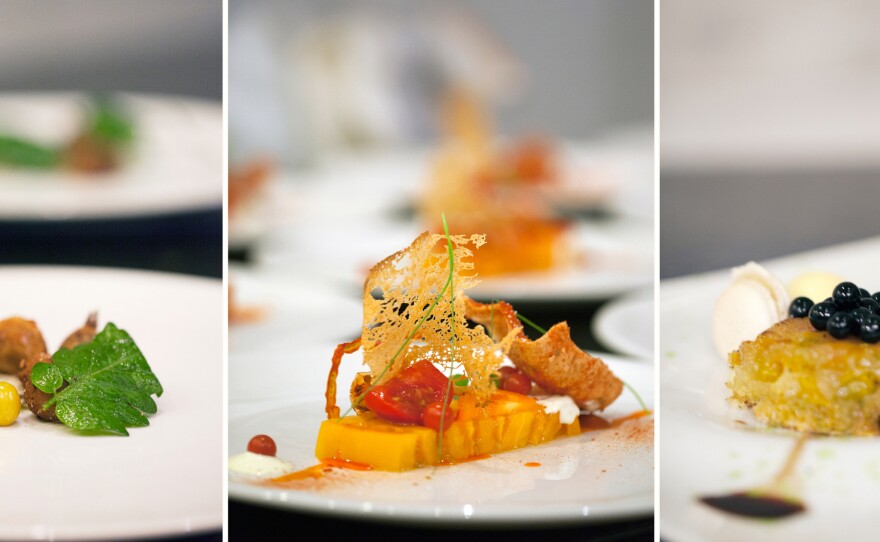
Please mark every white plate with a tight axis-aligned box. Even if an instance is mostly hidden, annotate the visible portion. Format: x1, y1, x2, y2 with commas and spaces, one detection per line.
228, 264, 362, 403
593, 288, 654, 360
254, 216, 653, 303
0, 92, 222, 220
228, 352, 653, 524
659, 235, 880, 542
0, 266, 223, 541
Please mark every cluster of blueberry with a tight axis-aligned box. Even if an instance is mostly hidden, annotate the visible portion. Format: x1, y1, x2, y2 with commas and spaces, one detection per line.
789, 282, 880, 343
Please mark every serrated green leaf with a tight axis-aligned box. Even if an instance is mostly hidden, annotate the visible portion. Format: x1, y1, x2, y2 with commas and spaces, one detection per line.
44, 322, 162, 436
31, 362, 64, 393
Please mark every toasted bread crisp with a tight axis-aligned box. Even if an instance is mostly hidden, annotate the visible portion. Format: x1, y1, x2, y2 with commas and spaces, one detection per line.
464, 298, 623, 410
729, 317, 880, 436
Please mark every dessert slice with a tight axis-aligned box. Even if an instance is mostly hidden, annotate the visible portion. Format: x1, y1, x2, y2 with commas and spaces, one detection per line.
728, 318, 880, 436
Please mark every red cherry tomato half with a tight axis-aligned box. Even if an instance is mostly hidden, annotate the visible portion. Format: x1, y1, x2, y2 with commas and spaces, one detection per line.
247, 434, 277, 456
498, 366, 518, 380
502, 371, 532, 395
364, 360, 452, 425
422, 401, 455, 432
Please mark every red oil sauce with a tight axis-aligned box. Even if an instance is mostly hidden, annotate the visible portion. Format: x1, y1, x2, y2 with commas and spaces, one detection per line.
580, 410, 652, 432
524, 462, 541, 467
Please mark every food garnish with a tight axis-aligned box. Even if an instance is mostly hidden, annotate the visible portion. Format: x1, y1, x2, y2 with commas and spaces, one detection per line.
315, 219, 626, 471
27, 322, 162, 436
0, 382, 20, 426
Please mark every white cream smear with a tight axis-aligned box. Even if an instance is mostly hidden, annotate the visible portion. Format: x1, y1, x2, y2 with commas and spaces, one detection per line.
228, 452, 295, 479
712, 261, 790, 359
537, 395, 581, 424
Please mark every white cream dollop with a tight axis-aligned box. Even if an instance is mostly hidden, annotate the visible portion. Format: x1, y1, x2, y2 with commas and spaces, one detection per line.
228, 452, 295, 479
712, 261, 789, 360
536, 395, 581, 425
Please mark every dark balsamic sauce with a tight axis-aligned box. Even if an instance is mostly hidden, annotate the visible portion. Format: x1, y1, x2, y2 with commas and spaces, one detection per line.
700, 492, 805, 519
699, 434, 809, 520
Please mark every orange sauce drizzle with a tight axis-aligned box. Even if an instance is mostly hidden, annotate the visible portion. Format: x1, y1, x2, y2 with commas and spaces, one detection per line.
524, 462, 541, 467
326, 337, 362, 419
580, 409, 652, 432
270, 458, 373, 484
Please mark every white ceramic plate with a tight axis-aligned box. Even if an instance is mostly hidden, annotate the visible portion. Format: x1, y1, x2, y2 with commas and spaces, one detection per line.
659, 235, 880, 542
593, 288, 654, 360
254, 216, 653, 303
0, 92, 222, 220
228, 352, 653, 524
228, 264, 362, 403
0, 267, 223, 541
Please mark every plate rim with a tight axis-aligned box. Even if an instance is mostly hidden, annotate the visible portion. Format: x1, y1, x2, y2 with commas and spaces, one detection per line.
227, 355, 654, 525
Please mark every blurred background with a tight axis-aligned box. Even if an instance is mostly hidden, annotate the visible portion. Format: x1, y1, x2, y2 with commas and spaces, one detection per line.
661, 0, 880, 278
228, 1, 654, 540
0, 0, 223, 279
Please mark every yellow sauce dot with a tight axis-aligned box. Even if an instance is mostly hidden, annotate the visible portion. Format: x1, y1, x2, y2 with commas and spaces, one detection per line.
0, 382, 21, 426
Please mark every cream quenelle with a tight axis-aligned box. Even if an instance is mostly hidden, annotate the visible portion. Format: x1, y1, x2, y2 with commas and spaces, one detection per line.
228, 451, 295, 479
712, 262, 789, 359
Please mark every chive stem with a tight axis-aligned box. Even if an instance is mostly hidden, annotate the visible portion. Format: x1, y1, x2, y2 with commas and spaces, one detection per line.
438, 213, 456, 460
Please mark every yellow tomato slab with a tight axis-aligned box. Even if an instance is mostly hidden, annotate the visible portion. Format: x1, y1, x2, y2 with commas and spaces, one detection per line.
315, 401, 579, 471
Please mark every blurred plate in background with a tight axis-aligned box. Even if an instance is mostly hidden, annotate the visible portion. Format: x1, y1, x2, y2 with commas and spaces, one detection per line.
0, 92, 222, 221
593, 288, 654, 360
253, 216, 652, 303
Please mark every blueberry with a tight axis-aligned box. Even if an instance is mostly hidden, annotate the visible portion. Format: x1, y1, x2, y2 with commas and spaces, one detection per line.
873, 292, 880, 306
861, 315, 880, 344
809, 301, 836, 330
832, 282, 861, 310
858, 297, 880, 316
850, 307, 873, 331
827, 312, 854, 339
788, 296, 814, 318
860, 288, 871, 298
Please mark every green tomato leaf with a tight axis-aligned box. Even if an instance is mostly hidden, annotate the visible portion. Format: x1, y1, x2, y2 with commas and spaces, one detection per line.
31, 362, 64, 393
45, 322, 163, 436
